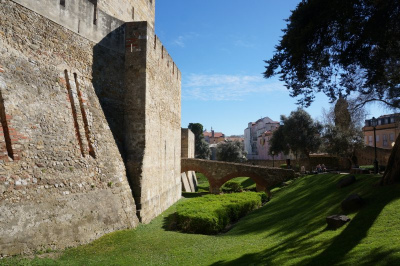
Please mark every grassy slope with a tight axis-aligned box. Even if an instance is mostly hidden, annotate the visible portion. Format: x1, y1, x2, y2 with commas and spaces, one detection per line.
4, 173, 400, 265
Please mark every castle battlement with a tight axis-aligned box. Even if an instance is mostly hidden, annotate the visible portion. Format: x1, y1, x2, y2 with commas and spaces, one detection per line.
124, 22, 181, 81
150, 34, 181, 81
153, 34, 181, 81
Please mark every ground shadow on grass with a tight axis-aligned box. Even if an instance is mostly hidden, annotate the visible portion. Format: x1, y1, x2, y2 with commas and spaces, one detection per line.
162, 212, 178, 232
303, 181, 400, 265
212, 174, 400, 265
182, 192, 208, 198
238, 177, 256, 189
226, 174, 352, 237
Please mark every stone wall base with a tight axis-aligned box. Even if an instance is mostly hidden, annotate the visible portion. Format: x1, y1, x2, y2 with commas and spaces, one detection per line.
139, 182, 181, 224
0, 189, 138, 255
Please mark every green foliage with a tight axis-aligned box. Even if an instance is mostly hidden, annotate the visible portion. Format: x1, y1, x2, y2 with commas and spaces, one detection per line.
188, 123, 204, 141
359, 165, 374, 170
221, 180, 243, 193
171, 192, 265, 235
269, 125, 289, 155
269, 108, 322, 158
264, 0, 400, 109
188, 123, 211, 159
320, 98, 365, 162
195, 173, 210, 192
216, 140, 247, 163
195, 138, 211, 160
188, 123, 211, 160
322, 124, 364, 158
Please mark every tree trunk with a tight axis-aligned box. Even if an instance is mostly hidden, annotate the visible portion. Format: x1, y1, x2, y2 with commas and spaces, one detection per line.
381, 133, 400, 185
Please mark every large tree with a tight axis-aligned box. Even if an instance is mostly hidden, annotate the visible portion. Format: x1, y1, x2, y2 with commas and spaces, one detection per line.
216, 141, 247, 163
188, 123, 211, 159
321, 98, 365, 166
264, 0, 400, 184
269, 109, 323, 167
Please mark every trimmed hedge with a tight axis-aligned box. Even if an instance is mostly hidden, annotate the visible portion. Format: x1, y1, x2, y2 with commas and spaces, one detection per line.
221, 180, 243, 192
172, 192, 266, 235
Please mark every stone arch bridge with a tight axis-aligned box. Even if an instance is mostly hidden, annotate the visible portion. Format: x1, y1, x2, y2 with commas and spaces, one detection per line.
181, 158, 295, 196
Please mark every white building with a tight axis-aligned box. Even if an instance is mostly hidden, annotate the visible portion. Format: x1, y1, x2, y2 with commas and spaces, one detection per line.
244, 117, 283, 160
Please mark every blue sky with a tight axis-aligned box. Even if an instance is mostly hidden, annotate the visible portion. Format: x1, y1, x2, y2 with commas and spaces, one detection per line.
155, 0, 388, 136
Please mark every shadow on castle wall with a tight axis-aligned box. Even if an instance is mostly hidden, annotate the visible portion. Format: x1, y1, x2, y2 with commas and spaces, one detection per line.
92, 25, 127, 160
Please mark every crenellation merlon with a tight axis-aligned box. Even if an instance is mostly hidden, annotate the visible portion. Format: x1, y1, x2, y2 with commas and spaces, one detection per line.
152, 33, 181, 79
124, 22, 181, 79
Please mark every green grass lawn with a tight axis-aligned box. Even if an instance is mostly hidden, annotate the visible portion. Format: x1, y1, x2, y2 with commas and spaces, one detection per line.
4, 173, 400, 265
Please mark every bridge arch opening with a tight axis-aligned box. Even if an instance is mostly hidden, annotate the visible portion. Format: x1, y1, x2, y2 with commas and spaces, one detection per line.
181, 165, 217, 193
181, 163, 271, 196
219, 172, 271, 197
180, 158, 292, 197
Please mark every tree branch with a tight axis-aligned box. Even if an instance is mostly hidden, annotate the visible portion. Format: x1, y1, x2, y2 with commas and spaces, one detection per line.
352, 98, 399, 110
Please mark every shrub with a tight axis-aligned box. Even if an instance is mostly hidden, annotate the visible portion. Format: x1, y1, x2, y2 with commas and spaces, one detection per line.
359, 165, 386, 172
359, 165, 374, 170
216, 140, 247, 163
172, 192, 265, 234
221, 180, 243, 192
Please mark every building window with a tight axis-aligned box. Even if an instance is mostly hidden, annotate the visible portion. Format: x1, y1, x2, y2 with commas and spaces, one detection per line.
369, 135, 373, 146
390, 133, 395, 142
383, 134, 388, 147
376, 135, 380, 142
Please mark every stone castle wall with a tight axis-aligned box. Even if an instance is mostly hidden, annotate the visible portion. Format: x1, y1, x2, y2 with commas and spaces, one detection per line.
181, 129, 195, 158
0, 0, 139, 255
355, 146, 392, 167
0, 0, 181, 254
13, 0, 125, 52
181, 129, 196, 192
124, 22, 181, 223
98, 0, 155, 27
13, 0, 155, 52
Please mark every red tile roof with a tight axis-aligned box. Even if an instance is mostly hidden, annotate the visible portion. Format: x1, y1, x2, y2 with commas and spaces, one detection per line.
203, 131, 225, 138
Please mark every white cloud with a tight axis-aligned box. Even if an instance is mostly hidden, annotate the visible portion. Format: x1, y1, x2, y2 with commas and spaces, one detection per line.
171, 33, 199, 48
183, 74, 286, 101
172, 36, 186, 47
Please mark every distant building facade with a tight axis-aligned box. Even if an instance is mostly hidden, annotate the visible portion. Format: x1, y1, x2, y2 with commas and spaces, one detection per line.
226, 135, 245, 143
204, 129, 225, 144
363, 114, 399, 149
244, 117, 285, 160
